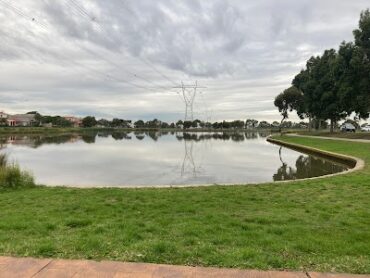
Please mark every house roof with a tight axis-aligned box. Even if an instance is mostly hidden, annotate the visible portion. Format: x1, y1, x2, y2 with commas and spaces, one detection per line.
8, 114, 36, 122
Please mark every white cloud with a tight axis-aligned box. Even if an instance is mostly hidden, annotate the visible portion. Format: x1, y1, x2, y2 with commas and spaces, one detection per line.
0, 0, 368, 121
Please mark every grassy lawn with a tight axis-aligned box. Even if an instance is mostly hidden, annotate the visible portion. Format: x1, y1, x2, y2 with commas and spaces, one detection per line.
0, 136, 369, 273
297, 131, 370, 140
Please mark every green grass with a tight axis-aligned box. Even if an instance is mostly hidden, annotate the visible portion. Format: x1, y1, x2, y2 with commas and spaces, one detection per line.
0, 136, 369, 273
297, 130, 370, 140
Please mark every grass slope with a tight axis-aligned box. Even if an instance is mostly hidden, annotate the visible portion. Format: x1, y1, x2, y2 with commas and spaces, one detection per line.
0, 136, 369, 273
297, 131, 370, 140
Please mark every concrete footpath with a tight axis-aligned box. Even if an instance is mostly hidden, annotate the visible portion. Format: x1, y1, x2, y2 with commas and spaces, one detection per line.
0, 256, 369, 278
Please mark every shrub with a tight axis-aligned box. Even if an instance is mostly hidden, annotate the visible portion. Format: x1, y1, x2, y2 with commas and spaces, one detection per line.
0, 154, 35, 188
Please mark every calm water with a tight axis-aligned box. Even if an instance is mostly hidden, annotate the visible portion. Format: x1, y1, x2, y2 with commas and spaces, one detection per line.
0, 131, 348, 187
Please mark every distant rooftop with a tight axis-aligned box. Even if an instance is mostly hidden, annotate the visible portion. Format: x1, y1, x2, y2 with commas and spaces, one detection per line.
8, 114, 36, 121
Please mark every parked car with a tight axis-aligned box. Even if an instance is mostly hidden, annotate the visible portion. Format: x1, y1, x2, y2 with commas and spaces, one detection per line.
361, 125, 370, 132
340, 123, 356, 132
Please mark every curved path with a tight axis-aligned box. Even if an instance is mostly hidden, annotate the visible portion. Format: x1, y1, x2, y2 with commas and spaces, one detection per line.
0, 256, 368, 278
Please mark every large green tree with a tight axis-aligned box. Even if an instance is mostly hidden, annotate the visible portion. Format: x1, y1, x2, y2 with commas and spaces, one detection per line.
292, 56, 322, 130
293, 51, 346, 132
82, 116, 97, 128
352, 9, 370, 119
316, 49, 347, 132
274, 86, 303, 130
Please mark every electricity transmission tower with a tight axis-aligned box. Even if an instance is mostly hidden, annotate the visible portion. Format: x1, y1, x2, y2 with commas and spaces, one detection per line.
174, 81, 206, 122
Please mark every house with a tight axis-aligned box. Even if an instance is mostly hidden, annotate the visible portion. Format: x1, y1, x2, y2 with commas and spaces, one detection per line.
64, 116, 82, 127
7, 114, 36, 127
0, 111, 9, 119
0, 111, 9, 126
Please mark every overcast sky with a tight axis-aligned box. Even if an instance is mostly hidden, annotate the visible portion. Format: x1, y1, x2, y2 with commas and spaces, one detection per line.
0, 0, 368, 122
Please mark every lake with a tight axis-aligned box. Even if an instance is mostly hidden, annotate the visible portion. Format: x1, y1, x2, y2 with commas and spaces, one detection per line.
0, 131, 348, 187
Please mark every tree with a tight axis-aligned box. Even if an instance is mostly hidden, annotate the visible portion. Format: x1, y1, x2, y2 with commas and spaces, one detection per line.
281, 121, 293, 128
274, 86, 303, 131
134, 120, 145, 128
160, 122, 169, 129
221, 121, 230, 129
335, 42, 357, 117
317, 49, 347, 132
145, 119, 160, 128
292, 9, 370, 130
293, 51, 346, 132
354, 9, 370, 58
192, 119, 201, 128
246, 119, 258, 129
175, 120, 184, 128
231, 120, 244, 129
27, 111, 42, 126
41, 115, 72, 127
82, 116, 97, 128
97, 119, 110, 127
0, 118, 7, 126
183, 121, 193, 129
293, 55, 334, 131
111, 118, 123, 127
212, 122, 222, 129
258, 121, 270, 128
352, 9, 370, 119
111, 118, 131, 128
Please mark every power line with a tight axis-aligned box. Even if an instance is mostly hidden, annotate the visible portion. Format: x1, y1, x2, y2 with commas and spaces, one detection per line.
99, 0, 177, 86
0, 0, 168, 93
68, 0, 95, 21
0, 0, 48, 29
81, 46, 172, 91
64, 0, 174, 91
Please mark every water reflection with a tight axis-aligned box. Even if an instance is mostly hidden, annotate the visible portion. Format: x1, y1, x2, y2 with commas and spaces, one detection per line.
0, 131, 348, 187
273, 147, 347, 181
0, 131, 271, 148
181, 140, 198, 178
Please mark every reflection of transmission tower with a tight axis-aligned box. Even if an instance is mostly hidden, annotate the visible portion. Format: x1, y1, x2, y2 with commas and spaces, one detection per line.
181, 140, 199, 178
174, 81, 206, 121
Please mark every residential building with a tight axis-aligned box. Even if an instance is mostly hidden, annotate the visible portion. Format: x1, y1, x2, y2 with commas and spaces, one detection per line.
0, 111, 9, 126
0, 111, 9, 119
7, 114, 36, 127
64, 116, 82, 127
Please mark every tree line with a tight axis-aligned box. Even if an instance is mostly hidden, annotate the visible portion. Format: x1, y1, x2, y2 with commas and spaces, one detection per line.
82, 117, 309, 129
20, 112, 309, 130
274, 9, 370, 132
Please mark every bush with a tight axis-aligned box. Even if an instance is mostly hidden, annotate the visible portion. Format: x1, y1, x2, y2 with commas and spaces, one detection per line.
0, 154, 35, 188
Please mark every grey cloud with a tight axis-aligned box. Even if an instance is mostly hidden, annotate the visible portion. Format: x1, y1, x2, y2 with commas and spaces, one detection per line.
0, 0, 368, 122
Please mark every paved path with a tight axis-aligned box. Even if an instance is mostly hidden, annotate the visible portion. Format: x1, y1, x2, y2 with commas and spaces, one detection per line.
287, 134, 370, 143
0, 256, 369, 278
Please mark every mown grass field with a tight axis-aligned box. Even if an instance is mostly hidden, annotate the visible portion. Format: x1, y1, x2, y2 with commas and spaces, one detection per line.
0, 136, 369, 274
297, 130, 370, 140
